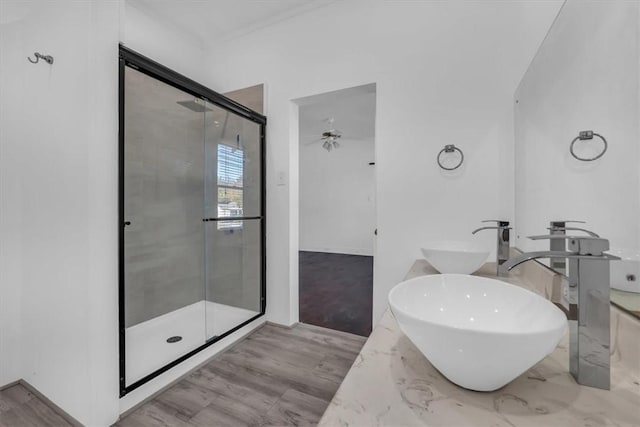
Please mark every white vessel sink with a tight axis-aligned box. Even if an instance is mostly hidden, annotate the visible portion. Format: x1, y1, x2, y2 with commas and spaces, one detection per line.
388, 274, 566, 391
421, 240, 490, 274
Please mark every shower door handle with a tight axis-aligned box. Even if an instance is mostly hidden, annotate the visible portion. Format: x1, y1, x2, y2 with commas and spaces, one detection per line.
203, 216, 263, 222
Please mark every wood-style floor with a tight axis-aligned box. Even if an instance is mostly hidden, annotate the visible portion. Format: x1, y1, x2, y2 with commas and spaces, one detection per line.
117, 323, 365, 426
0, 322, 364, 427
0, 384, 71, 427
299, 251, 373, 337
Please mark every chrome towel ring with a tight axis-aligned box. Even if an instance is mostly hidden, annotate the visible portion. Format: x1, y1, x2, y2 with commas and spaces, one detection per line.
570, 130, 607, 162
437, 144, 464, 171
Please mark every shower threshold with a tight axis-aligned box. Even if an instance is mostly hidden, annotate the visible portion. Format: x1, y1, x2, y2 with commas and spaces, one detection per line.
125, 301, 258, 385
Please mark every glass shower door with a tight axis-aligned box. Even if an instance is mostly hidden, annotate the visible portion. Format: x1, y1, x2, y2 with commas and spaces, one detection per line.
203, 103, 263, 340
123, 66, 206, 386
120, 45, 266, 396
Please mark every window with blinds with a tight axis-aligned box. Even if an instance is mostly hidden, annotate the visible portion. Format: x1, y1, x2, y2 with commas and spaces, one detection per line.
217, 144, 243, 230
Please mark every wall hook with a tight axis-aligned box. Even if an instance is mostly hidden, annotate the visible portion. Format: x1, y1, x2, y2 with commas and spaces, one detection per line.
27, 52, 54, 65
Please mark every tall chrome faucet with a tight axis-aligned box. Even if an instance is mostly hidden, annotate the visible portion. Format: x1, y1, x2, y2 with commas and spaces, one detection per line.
548, 221, 600, 272
472, 220, 511, 276
501, 235, 619, 390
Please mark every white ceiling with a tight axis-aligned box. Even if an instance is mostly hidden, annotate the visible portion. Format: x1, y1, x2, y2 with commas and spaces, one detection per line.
298, 84, 376, 143
127, 0, 336, 46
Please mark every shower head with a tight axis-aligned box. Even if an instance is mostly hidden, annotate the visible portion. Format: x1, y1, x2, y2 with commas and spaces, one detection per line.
176, 98, 212, 112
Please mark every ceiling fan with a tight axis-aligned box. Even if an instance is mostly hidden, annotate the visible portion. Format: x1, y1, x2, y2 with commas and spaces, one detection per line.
306, 118, 342, 152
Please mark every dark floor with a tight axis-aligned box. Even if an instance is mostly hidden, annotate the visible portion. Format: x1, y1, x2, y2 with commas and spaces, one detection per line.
299, 251, 373, 337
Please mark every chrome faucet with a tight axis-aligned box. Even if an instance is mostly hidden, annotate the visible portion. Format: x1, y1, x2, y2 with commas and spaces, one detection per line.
548, 221, 599, 272
472, 220, 511, 276
501, 235, 619, 390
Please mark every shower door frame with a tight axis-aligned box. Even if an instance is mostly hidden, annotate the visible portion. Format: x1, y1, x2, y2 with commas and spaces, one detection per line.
118, 45, 267, 397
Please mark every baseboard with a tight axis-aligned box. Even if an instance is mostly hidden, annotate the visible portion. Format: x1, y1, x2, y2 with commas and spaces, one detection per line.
265, 320, 296, 329
299, 248, 374, 257
19, 379, 83, 427
0, 379, 20, 391
297, 321, 367, 340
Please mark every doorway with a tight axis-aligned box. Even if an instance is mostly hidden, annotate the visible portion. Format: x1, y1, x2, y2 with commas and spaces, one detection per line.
296, 84, 376, 337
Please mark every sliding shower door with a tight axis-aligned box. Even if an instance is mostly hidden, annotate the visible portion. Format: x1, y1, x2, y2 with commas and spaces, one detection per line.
204, 105, 263, 340
123, 66, 207, 387
119, 46, 266, 396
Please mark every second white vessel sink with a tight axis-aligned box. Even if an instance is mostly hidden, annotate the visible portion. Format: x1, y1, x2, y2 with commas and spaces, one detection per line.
420, 240, 490, 274
388, 274, 567, 391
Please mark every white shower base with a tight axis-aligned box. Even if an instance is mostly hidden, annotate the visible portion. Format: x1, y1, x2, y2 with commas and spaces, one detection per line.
125, 301, 259, 385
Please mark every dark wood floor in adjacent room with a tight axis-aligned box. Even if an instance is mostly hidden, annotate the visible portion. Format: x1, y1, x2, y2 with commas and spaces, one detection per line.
299, 251, 373, 337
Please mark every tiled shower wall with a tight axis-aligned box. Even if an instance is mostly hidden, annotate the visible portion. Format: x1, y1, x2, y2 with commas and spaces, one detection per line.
124, 73, 264, 327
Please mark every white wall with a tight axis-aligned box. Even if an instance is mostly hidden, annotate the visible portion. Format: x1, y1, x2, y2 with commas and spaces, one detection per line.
200, 0, 564, 325
0, 1, 26, 388
299, 137, 375, 255
121, 1, 207, 83
515, 0, 639, 255
0, 1, 121, 425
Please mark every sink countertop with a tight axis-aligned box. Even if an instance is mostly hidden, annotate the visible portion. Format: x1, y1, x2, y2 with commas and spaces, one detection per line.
318, 261, 640, 427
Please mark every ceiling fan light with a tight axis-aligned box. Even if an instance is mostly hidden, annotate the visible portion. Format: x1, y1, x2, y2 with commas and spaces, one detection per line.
318, 118, 342, 152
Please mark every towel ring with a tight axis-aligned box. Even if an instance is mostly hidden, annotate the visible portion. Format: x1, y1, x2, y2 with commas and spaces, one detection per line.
570, 130, 607, 162
437, 144, 464, 171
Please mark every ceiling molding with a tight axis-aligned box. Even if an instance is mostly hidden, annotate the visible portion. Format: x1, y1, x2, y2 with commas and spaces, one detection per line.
125, 0, 339, 49
218, 0, 338, 43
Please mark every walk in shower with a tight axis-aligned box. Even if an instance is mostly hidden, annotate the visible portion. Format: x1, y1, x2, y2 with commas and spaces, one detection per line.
118, 46, 266, 396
